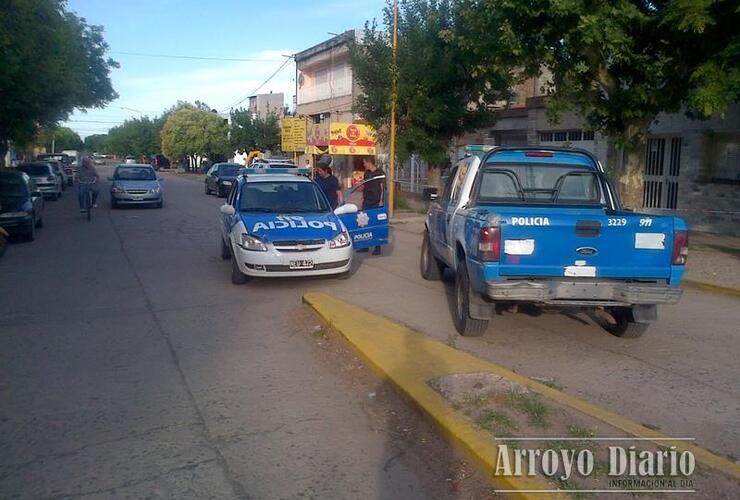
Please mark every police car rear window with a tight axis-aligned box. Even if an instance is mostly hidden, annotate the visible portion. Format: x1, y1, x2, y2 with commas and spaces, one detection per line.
240, 181, 330, 213
477, 164, 605, 205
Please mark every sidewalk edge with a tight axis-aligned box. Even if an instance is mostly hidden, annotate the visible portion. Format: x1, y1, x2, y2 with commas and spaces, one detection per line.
303, 292, 740, 485
683, 279, 740, 298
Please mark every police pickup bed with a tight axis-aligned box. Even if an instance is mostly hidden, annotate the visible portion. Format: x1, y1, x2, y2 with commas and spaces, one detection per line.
219, 167, 388, 283
421, 147, 687, 338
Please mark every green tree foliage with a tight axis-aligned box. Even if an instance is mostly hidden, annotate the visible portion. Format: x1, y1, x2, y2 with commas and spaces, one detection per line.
36, 127, 83, 152
83, 134, 108, 153
160, 108, 229, 169
0, 0, 118, 163
229, 108, 281, 152
106, 117, 161, 158
455, 0, 740, 207
350, 0, 514, 179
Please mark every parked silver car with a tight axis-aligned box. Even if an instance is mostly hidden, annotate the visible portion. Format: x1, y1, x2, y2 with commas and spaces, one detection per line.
109, 164, 163, 209
16, 162, 63, 200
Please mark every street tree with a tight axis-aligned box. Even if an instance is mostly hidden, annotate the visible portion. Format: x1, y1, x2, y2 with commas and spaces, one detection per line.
455, 0, 740, 207
160, 108, 229, 170
106, 117, 160, 159
230, 108, 281, 153
83, 134, 108, 153
35, 127, 83, 153
350, 0, 514, 185
0, 0, 118, 164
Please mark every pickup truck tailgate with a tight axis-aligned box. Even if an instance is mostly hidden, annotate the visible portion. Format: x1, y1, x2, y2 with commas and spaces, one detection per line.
495, 207, 675, 279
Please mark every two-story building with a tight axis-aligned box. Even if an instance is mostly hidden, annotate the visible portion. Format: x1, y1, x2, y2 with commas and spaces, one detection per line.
295, 30, 373, 188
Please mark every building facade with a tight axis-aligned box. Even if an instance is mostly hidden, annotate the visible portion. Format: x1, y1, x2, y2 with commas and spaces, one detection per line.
295, 30, 371, 189
459, 77, 739, 234
248, 92, 285, 118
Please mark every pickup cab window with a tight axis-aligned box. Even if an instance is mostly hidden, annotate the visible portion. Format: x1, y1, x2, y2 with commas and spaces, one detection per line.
477, 163, 606, 205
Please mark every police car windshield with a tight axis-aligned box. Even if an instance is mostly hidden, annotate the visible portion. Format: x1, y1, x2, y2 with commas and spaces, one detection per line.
478, 164, 606, 206
240, 181, 331, 213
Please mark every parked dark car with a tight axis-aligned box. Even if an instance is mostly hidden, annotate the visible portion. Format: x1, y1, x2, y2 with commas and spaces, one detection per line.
150, 154, 170, 170
205, 163, 241, 197
0, 169, 44, 241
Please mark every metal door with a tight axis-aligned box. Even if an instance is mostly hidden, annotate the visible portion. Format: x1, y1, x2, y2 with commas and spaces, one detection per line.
644, 136, 681, 209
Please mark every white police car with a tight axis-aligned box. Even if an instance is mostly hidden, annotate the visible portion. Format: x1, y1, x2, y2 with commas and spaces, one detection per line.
219, 168, 389, 283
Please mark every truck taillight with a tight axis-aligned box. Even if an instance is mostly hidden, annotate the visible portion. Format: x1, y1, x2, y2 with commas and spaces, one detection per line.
672, 230, 688, 265
479, 227, 501, 262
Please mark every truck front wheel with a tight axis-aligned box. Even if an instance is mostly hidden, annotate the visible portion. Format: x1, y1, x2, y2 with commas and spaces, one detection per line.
453, 261, 488, 337
604, 307, 650, 338
420, 231, 445, 280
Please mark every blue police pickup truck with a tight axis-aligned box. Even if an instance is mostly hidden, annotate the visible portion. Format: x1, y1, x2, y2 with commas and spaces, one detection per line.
421, 147, 687, 339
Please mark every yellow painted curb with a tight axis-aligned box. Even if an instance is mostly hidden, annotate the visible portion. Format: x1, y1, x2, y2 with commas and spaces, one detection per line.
684, 279, 740, 298
303, 292, 740, 488
303, 293, 554, 499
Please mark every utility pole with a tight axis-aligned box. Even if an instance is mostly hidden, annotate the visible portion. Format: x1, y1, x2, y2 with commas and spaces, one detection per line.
388, 0, 398, 217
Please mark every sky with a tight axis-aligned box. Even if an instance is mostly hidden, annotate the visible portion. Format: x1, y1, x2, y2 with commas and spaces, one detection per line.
64, 0, 386, 138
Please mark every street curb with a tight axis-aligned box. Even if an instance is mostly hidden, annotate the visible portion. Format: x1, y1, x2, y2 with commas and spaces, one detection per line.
303, 292, 740, 487
303, 292, 553, 498
683, 279, 740, 298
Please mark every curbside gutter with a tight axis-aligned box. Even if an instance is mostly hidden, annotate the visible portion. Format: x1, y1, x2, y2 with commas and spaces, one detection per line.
303, 292, 740, 490
683, 279, 740, 298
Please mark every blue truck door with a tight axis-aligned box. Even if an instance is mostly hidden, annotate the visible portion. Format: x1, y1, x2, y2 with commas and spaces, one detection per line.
430, 166, 457, 259
338, 177, 389, 250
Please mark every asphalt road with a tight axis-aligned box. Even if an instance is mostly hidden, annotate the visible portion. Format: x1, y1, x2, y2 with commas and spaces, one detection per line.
0, 167, 466, 499
2, 167, 738, 498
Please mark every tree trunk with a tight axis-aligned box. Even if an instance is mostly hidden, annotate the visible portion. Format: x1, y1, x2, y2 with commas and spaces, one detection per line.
613, 124, 648, 210
617, 144, 645, 209
427, 162, 442, 190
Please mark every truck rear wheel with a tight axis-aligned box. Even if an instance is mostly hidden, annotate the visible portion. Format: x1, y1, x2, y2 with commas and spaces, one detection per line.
453, 261, 488, 337
604, 307, 650, 338
420, 231, 444, 280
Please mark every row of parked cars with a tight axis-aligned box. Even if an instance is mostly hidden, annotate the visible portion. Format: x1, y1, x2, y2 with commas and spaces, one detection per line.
0, 157, 74, 245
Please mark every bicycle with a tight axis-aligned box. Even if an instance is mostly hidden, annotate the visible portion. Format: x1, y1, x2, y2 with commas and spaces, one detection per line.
78, 179, 97, 222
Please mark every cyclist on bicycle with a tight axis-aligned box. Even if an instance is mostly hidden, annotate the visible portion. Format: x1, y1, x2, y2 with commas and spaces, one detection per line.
77, 156, 99, 213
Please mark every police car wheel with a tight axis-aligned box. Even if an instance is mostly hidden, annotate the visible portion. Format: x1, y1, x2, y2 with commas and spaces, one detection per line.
604, 307, 650, 339
420, 231, 444, 280
453, 261, 488, 337
221, 238, 232, 260
231, 254, 249, 285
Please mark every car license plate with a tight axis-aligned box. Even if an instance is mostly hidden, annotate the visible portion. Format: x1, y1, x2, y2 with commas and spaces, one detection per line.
289, 259, 314, 270
132, 196, 143, 201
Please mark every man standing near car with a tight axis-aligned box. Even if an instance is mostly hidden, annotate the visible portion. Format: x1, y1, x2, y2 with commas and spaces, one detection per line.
314, 155, 343, 209
360, 156, 385, 255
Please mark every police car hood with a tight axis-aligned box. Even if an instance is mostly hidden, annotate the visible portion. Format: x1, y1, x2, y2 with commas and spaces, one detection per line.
240, 212, 342, 242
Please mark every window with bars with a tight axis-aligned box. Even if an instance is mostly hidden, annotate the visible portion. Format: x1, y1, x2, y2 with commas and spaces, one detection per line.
539, 129, 596, 142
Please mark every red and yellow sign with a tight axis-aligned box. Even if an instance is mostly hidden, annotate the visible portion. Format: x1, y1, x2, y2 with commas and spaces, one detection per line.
329, 123, 376, 156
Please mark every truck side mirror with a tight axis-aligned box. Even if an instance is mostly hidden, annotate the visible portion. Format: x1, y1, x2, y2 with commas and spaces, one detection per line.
422, 188, 438, 201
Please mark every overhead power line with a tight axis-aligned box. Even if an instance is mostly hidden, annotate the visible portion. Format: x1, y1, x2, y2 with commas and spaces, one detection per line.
110, 51, 284, 63
220, 56, 293, 112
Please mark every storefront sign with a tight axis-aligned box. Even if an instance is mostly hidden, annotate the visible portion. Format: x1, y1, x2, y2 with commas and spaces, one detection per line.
329, 123, 376, 155
281, 118, 307, 152
306, 122, 330, 146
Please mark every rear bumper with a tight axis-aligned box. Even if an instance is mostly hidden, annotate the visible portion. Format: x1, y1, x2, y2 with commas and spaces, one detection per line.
485, 279, 682, 306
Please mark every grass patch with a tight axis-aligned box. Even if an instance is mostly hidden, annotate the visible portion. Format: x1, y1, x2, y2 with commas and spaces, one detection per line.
506, 391, 550, 428
476, 410, 517, 433
394, 194, 412, 211
445, 334, 458, 349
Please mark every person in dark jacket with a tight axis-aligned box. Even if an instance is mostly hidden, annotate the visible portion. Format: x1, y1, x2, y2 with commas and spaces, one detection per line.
314, 155, 343, 209
359, 156, 385, 255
